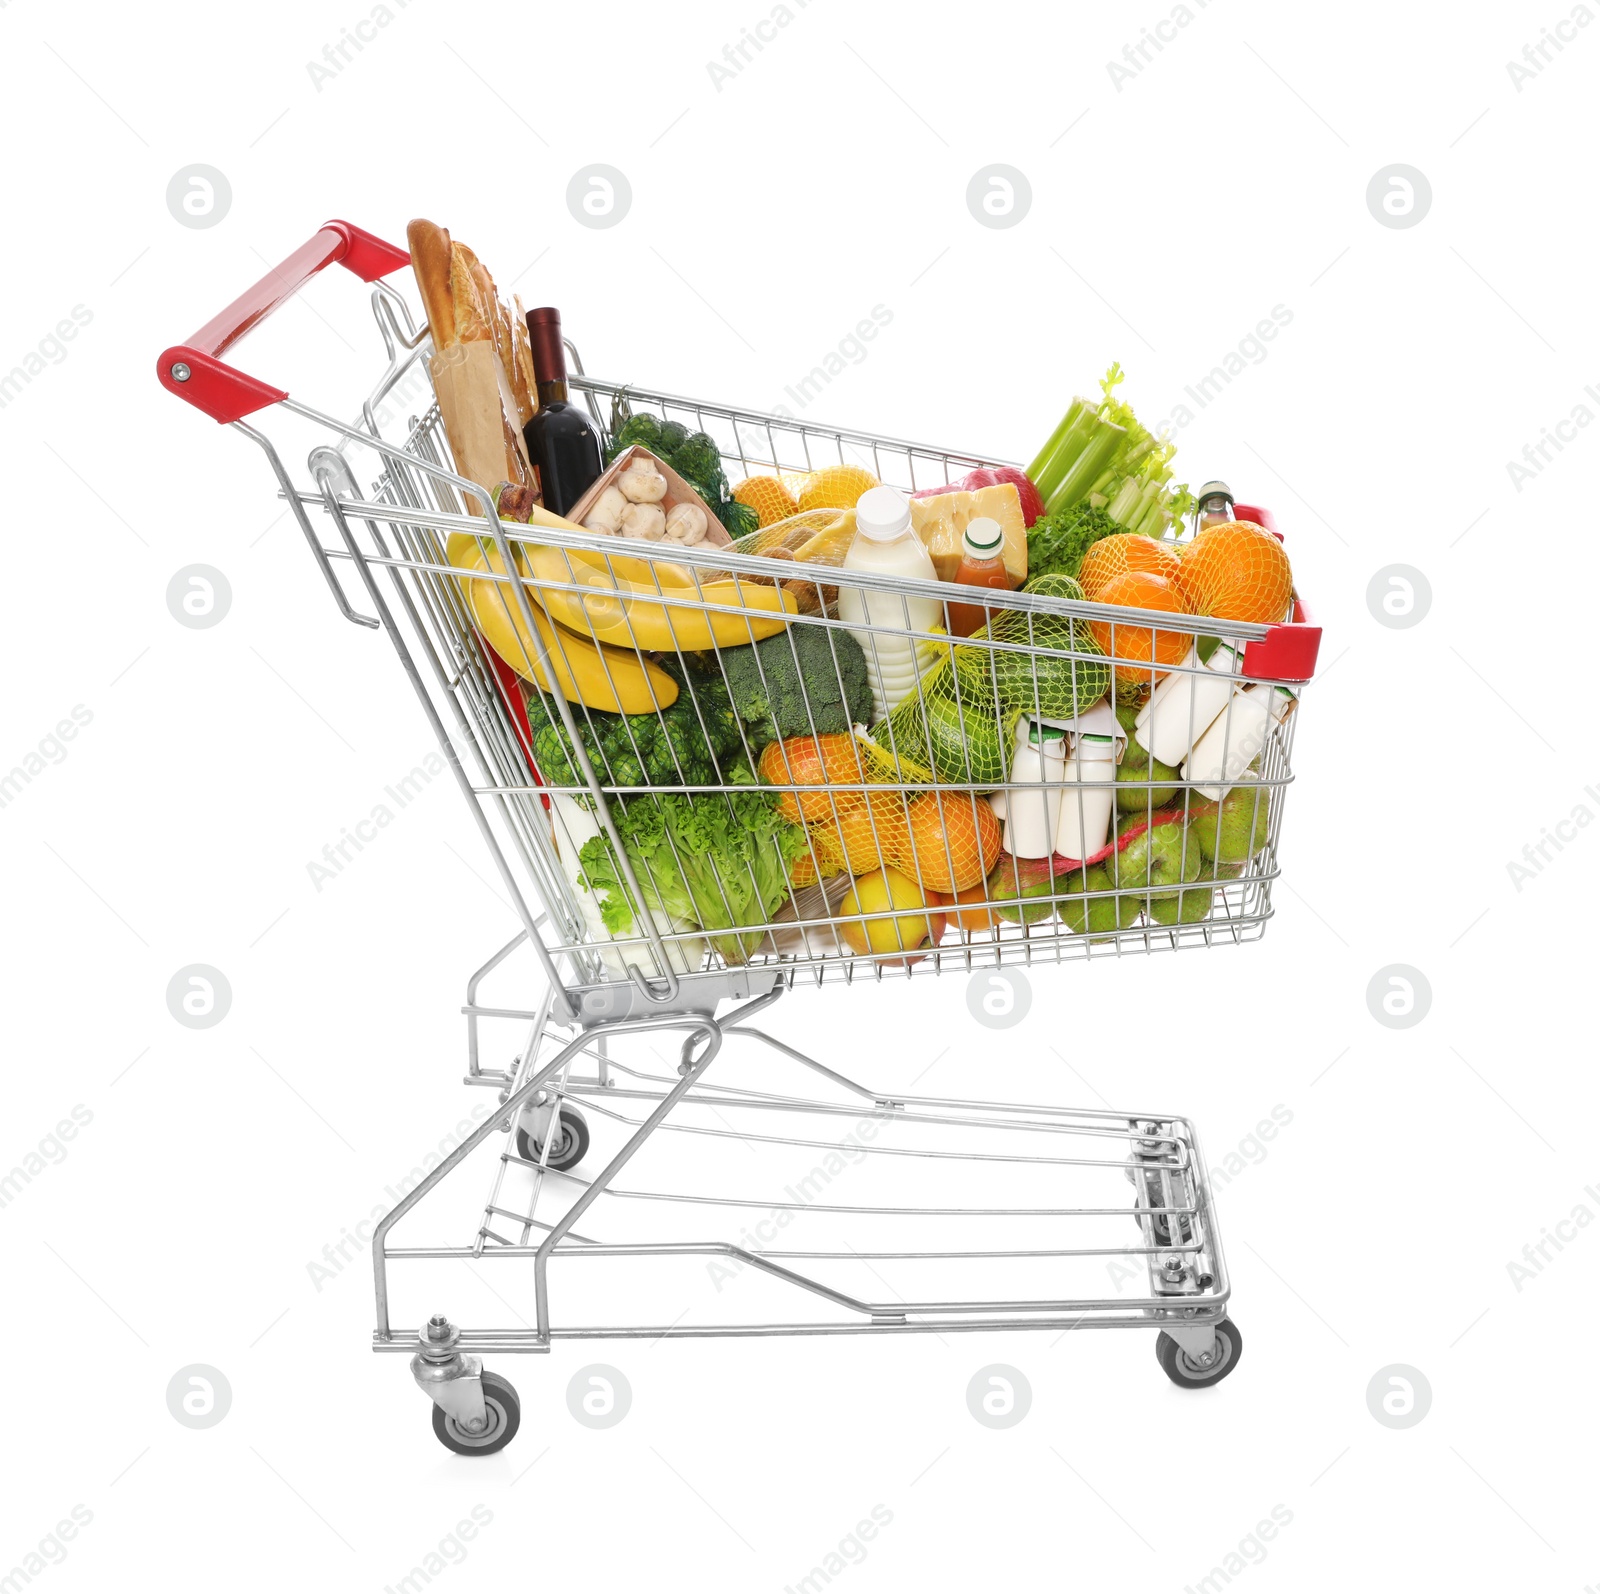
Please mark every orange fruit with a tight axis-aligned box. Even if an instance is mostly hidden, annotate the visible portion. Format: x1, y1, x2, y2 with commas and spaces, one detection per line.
1088, 571, 1195, 685
826, 792, 914, 876
797, 464, 878, 512
1176, 520, 1293, 623
897, 791, 1003, 894
732, 474, 801, 529
759, 734, 874, 822
943, 881, 1001, 932
1078, 534, 1182, 601
785, 823, 846, 890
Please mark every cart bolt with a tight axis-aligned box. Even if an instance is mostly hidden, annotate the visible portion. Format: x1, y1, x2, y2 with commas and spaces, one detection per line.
1162, 1255, 1185, 1274
170, 361, 191, 382
426, 1314, 454, 1342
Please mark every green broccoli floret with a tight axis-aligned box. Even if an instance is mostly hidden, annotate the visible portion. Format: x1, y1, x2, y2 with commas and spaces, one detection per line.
656, 419, 690, 455
716, 627, 872, 750
524, 658, 741, 791
606, 412, 664, 463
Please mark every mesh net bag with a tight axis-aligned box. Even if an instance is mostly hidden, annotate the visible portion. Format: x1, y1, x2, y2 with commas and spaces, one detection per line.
872, 650, 1015, 788
702, 508, 858, 616
1176, 520, 1293, 623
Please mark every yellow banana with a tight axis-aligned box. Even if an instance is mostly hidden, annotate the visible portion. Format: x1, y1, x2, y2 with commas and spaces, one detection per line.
445, 532, 679, 715
516, 538, 799, 652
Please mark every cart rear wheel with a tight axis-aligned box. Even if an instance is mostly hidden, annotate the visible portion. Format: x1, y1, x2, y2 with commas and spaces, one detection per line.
431, 1371, 521, 1456
1156, 1317, 1242, 1389
1149, 1211, 1194, 1246
516, 1105, 590, 1171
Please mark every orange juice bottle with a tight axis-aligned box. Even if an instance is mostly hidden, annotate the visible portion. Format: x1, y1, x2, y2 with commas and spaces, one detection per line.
945, 517, 1016, 637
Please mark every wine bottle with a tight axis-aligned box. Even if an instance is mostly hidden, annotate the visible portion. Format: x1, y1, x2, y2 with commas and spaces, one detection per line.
522, 307, 603, 517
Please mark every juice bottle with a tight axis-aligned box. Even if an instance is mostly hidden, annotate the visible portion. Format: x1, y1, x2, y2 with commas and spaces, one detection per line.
944, 517, 1015, 638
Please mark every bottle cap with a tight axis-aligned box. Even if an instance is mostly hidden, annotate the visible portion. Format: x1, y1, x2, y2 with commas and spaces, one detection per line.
1077, 733, 1116, 759
962, 516, 1005, 558
1024, 719, 1067, 750
854, 485, 913, 541
526, 307, 567, 386
1196, 479, 1234, 508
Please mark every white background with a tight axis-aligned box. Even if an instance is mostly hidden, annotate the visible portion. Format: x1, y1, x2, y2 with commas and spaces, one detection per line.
2, 0, 1596, 1587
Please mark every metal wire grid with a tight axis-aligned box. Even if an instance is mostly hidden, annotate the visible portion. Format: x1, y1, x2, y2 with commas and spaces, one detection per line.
314, 381, 1298, 1003
377, 1004, 1228, 1345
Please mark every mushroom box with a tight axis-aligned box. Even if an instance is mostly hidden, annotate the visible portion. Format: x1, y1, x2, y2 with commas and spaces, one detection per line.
566, 446, 733, 550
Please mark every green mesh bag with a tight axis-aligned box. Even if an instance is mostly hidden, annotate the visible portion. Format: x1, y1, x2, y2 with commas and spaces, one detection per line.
872, 651, 1016, 789
952, 572, 1111, 721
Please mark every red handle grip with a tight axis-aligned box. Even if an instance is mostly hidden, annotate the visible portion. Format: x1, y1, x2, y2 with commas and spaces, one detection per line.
157, 219, 411, 423
1231, 502, 1321, 683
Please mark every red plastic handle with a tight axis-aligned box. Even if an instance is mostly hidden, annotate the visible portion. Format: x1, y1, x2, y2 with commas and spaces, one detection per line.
156, 219, 410, 423
1232, 502, 1322, 683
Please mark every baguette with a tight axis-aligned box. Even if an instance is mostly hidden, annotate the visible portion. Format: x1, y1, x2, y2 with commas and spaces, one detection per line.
406, 218, 456, 351
448, 243, 491, 343
406, 218, 535, 505
509, 293, 536, 425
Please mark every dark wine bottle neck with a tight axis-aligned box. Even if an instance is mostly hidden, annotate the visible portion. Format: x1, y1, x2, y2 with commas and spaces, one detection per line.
536, 378, 569, 407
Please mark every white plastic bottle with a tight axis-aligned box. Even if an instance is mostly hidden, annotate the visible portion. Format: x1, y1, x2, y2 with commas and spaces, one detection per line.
1184, 682, 1296, 799
1135, 642, 1242, 767
836, 485, 941, 720
993, 719, 1066, 859
1054, 733, 1117, 861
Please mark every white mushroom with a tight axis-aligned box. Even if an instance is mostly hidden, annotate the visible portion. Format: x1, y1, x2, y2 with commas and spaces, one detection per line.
582, 484, 629, 535
619, 502, 667, 540
618, 463, 669, 504
664, 501, 709, 544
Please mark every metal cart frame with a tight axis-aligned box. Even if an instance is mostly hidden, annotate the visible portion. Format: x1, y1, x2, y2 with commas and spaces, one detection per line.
158, 221, 1316, 1453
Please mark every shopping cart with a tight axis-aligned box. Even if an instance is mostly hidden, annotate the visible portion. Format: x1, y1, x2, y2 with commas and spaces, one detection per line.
159, 221, 1320, 1454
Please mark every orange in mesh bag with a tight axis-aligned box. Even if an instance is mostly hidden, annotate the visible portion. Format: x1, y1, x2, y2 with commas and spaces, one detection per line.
1078, 532, 1183, 600
1176, 520, 1293, 624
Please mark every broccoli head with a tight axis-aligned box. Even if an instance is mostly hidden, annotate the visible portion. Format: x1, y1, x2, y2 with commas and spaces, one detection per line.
715, 625, 872, 749
607, 412, 663, 463
524, 657, 741, 792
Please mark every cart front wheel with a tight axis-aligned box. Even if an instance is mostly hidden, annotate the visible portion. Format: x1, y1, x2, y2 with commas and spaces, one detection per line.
1156, 1318, 1242, 1389
431, 1371, 521, 1456
516, 1105, 590, 1172
1147, 1211, 1194, 1246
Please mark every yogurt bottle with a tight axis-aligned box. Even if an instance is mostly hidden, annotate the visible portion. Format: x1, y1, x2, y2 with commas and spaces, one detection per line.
1184, 682, 1296, 799
1135, 642, 1242, 767
993, 718, 1066, 858
836, 485, 941, 720
1054, 733, 1117, 861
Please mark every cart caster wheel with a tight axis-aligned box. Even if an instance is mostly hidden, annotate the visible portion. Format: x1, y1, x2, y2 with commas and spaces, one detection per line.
516, 1105, 589, 1171
431, 1371, 521, 1456
1156, 1318, 1242, 1389
1149, 1212, 1194, 1246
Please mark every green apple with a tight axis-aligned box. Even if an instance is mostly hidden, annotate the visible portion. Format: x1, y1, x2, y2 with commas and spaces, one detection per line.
1145, 862, 1214, 926
1114, 700, 1182, 813
1189, 782, 1272, 864
1059, 864, 1139, 938
990, 855, 1061, 925
1110, 812, 1203, 899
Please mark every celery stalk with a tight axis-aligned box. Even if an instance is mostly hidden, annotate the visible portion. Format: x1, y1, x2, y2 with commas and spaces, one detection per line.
1043, 419, 1126, 516
1033, 403, 1100, 503
1026, 397, 1092, 487
1105, 476, 1146, 526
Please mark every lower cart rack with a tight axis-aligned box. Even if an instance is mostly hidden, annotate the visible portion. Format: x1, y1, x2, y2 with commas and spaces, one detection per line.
372, 984, 1240, 1452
